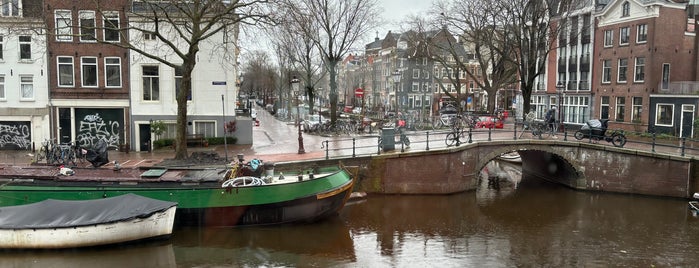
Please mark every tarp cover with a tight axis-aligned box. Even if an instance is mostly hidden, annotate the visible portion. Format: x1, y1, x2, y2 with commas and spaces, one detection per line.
0, 194, 177, 229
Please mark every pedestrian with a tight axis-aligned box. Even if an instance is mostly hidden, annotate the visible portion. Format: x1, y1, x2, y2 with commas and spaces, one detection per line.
545, 106, 557, 137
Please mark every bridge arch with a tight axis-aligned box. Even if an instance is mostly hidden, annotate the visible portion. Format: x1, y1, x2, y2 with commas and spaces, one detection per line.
473, 143, 582, 188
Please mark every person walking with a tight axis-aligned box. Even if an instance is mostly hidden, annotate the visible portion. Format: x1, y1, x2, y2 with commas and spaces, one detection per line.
545, 106, 557, 138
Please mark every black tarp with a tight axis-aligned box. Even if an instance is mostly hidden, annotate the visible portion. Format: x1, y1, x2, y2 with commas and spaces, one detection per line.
0, 194, 177, 229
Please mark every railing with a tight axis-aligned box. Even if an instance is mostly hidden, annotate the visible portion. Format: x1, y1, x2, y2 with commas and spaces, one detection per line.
313, 125, 699, 160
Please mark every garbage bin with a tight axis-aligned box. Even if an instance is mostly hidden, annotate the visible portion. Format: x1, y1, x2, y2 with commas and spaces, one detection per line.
381, 127, 395, 151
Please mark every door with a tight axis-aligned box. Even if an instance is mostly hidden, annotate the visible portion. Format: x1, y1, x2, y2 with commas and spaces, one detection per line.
680, 105, 694, 138
58, 108, 72, 143
139, 123, 151, 152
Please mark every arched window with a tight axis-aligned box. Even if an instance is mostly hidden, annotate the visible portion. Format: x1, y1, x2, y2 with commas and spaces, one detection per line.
622, 2, 630, 17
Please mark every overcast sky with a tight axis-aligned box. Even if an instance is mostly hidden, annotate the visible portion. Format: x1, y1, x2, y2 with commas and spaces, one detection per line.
239, 0, 435, 63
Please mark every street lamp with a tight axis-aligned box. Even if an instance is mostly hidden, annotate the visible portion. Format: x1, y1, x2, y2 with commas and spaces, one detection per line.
392, 69, 401, 114
556, 81, 565, 133
222, 94, 228, 162
291, 77, 305, 154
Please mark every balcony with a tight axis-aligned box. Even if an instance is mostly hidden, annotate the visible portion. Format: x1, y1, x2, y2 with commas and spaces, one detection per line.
657, 81, 699, 94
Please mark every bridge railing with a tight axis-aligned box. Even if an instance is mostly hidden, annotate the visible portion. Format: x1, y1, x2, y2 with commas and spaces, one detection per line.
316, 125, 699, 160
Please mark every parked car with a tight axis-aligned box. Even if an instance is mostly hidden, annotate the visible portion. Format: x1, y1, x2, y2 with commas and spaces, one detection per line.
303, 114, 329, 132
475, 116, 504, 129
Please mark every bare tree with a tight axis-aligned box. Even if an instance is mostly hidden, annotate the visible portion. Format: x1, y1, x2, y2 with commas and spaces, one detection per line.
241, 50, 277, 107
268, 10, 326, 117
102, 0, 272, 159
279, 0, 380, 123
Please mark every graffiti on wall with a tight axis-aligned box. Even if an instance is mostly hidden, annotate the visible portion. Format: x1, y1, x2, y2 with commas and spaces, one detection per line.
75, 112, 121, 148
0, 121, 31, 150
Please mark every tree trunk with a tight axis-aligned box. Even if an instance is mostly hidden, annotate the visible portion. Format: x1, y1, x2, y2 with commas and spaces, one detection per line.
174, 64, 195, 160
328, 60, 339, 124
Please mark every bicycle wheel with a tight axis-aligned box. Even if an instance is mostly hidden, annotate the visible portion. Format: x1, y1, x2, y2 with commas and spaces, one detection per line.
35, 147, 47, 163
539, 126, 551, 139
611, 134, 627, 147
445, 133, 457, 146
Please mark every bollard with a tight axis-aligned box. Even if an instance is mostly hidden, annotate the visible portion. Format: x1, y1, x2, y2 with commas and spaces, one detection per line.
426, 131, 430, 151
468, 127, 473, 143
323, 140, 329, 160
352, 138, 356, 157
682, 137, 686, 156
514, 124, 518, 140
652, 132, 656, 153
488, 127, 492, 141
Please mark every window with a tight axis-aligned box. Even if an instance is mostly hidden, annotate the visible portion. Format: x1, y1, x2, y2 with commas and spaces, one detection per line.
144, 32, 156, 40
174, 65, 190, 100
655, 104, 673, 126
81, 57, 98, 87
104, 57, 121, 87
567, 96, 590, 124
55, 10, 72, 41
661, 63, 670, 89
103, 12, 120, 42
142, 66, 159, 101
0, 35, 3, 60
619, 27, 629, 45
1, 0, 20, 17
411, 82, 419, 92
604, 30, 613, 47
79, 11, 96, 41
19, 35, 30, 60
57, 56, 74, 87
600, 96, 610, 119
617, 58, 628, 83
615, 97, 625, 121
634, 57, 645, 82
19, 75, 32, 99
632, 97, 642, 122
602, 60, 611, 83
194, 121, 215, 137
622, 2, 630, 17
412, 69, 419, 79
0, 74, 4, 99
637, 24, 647, 43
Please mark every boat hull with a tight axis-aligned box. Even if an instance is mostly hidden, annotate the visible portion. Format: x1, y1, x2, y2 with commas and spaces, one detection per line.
0, 168, 354, 227
0, 206, 176, 249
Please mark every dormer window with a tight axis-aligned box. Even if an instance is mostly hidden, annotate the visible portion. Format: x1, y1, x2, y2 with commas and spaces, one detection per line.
622, 2, 630, 17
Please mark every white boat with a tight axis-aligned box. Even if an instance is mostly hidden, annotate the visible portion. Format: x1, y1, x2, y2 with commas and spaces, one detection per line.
497, 152, 522, 164
0, 194, 177, 249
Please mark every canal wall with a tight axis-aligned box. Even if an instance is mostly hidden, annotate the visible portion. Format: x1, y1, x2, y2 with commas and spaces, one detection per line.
275, 140, 699, 198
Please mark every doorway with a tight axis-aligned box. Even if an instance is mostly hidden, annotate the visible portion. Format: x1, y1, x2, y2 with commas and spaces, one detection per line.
139, 123, 152, 152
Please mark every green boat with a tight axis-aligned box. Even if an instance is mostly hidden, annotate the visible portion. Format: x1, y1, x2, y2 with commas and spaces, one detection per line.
0, 163, 354, 227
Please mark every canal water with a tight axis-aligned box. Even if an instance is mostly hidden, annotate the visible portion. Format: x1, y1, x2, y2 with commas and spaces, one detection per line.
1, 161, 698, 267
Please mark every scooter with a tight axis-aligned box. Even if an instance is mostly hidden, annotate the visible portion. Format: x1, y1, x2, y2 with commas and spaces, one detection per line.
574, 119, 627, 147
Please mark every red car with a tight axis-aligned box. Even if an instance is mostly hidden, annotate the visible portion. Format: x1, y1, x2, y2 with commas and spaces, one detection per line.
475, 116, 504, 129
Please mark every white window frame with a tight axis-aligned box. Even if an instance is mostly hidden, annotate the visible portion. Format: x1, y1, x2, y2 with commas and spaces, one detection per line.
104, 57, 121, 88
0, 74, 5, 100
1, 0, 21, 17
603, 30, 613, 47
602, 60, 611, 83
634, 57, 645, 82
615, 96, 625, 122
81, 57, 98, 87
412, 69, 419, 79
55, 10, 72, 42
19, 74, 33, 100
655, 103, 673, 127
142, 65, 159, 101
600, 96, 610, 119
619, 27, 629, 45
617, 58, 627, 83
18, 35, 31, 60
79, 10, 96, 42
636, 24, 647, 43
57, 56, 74, 87
103, 12, 120, 42
632, 97, 642, 122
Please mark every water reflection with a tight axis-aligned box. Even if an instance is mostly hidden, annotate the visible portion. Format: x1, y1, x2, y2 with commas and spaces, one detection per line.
3, 160, 699, 267
171, 217, 355, 267
0, 241, 175, 268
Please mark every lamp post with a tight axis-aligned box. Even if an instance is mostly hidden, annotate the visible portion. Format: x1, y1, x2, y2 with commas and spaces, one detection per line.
291, 77, 305, 154
222, 94, 228, 162
391, 69, 401, 114
556, 81, 565, 133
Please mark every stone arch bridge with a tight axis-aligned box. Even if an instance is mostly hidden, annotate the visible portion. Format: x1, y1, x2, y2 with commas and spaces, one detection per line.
284, 140, 699, 198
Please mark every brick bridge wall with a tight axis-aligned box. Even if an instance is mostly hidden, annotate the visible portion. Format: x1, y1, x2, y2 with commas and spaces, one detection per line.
276, 140, 699, 198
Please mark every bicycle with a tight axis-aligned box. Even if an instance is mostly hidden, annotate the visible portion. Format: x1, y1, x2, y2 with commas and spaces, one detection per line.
445, 118, 466, 146
519, 120, 553, 139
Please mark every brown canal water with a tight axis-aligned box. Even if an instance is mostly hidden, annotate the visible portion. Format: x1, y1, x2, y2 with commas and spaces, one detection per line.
1, 161, 698, 267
